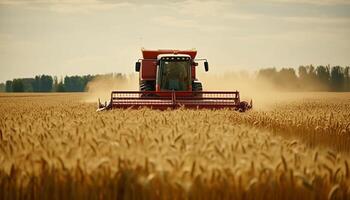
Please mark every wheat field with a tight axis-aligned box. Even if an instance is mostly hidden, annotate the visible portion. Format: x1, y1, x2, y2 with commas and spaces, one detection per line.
0, 93, 349, 200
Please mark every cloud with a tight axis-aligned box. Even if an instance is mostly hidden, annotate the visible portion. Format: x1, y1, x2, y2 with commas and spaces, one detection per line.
265, 0, 350, 5
151, 16, 197, 28
2, 0, 350, 15
0, 0, 131, 13
281, 16, 350, 24
2, 0, 350, 5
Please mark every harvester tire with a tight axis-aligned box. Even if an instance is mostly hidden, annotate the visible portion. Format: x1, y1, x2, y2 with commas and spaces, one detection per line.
140, 80, 155, 91
239, 101, 249, 112
192, 82, 203, 91
192, 81, 202, 97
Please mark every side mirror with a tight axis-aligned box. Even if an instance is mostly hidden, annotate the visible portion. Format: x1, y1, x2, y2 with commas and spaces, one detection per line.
204, 61, 209, 72
135, 62, 141, 72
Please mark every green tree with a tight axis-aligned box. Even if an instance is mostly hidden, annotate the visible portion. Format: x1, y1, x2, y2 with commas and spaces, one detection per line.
64, 75, 93, 92
12, 79, 24, 92
315, 65, 330, 91
32, 75, 53, 92
40, 75, 53, 92
21, 78, 34, 92
330, 66, 344, 91
5, 80, 12, 92
0, 83, 5, 92
33, 75, 41, 92
56, 77, 65, 92
53, 76, 58, 92
344, 66, 350, 91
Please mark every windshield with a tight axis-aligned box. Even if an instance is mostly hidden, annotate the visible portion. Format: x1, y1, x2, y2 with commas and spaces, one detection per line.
159, 60, 191, 91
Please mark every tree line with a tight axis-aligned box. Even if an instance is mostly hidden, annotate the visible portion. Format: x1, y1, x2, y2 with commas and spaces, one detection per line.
2, 74, 118, 92
257, 65, 350, 91
0, 65, 349, 92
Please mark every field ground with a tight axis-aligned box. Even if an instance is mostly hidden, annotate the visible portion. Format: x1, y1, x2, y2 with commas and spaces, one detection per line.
0, 92, 349, 199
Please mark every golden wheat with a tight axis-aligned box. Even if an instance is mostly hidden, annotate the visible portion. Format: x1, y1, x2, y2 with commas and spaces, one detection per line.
0, 92, 349, 200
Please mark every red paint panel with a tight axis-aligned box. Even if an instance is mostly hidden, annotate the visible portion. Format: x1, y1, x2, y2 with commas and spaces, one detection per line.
109, 91, 242, 110
141, 60, 157, 80
142, 49, 197, 59
191, 66, 196, 80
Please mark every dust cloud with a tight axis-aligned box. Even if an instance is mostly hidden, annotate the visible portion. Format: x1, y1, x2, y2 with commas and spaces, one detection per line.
84, 71, 306, 110
198, 71, 309, 109
84, 74, 138, 103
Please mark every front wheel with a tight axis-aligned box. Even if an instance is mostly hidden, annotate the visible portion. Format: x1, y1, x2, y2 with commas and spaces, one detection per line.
239, 101, 249, 112
140, 80, 155, 91
140, 80, 156, 97
192, 81, 203, 97
192, 81, 203, 91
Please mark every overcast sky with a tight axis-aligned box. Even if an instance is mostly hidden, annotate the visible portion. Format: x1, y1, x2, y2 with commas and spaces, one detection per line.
0, 0, 349, 82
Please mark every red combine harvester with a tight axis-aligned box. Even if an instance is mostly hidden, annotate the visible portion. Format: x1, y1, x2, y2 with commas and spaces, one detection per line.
97, 49, 252, 111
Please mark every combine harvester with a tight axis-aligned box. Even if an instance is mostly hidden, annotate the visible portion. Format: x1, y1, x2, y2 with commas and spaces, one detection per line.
98, 49, 252, 112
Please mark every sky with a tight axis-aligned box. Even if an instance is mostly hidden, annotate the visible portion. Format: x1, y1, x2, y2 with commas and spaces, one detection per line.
0, 0, 349, 82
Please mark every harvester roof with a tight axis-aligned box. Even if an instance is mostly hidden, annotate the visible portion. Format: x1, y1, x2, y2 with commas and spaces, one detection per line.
142, 49, 197, 59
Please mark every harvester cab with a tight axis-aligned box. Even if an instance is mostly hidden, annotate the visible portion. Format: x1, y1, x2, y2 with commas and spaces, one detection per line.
136, 53, 207, 93
97, 49, 252, 111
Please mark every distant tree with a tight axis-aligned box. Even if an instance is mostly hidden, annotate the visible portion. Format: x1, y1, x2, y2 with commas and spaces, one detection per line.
330, 66, 344, 91
298, 65, 318, 91
33, 75, 41, 92
52, 76, 58, 92
0, 83, 5, 92
64, 76, 82, 92
276, 68, 298, 90
3, 74, 121, 93
298, 66, 307, 90
298, 66, 308, 79
31, 75, 53, 92
315, 65, 330, 91
40, 75, 53, 92
343, 66, 350, 91
5, 80, 12, 92
12, 79, 24, 92
306, 65, 317, 89
21, 78, 35, 92
257, 68, 278, 83
306, 65, 317, 80
82, 75, 94, 90
63, 75, 94, 92
257, 68, 300, 90
56, 80, 65, 92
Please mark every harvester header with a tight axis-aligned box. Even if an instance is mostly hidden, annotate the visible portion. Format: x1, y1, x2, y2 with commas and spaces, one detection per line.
97, 49, 252, 111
